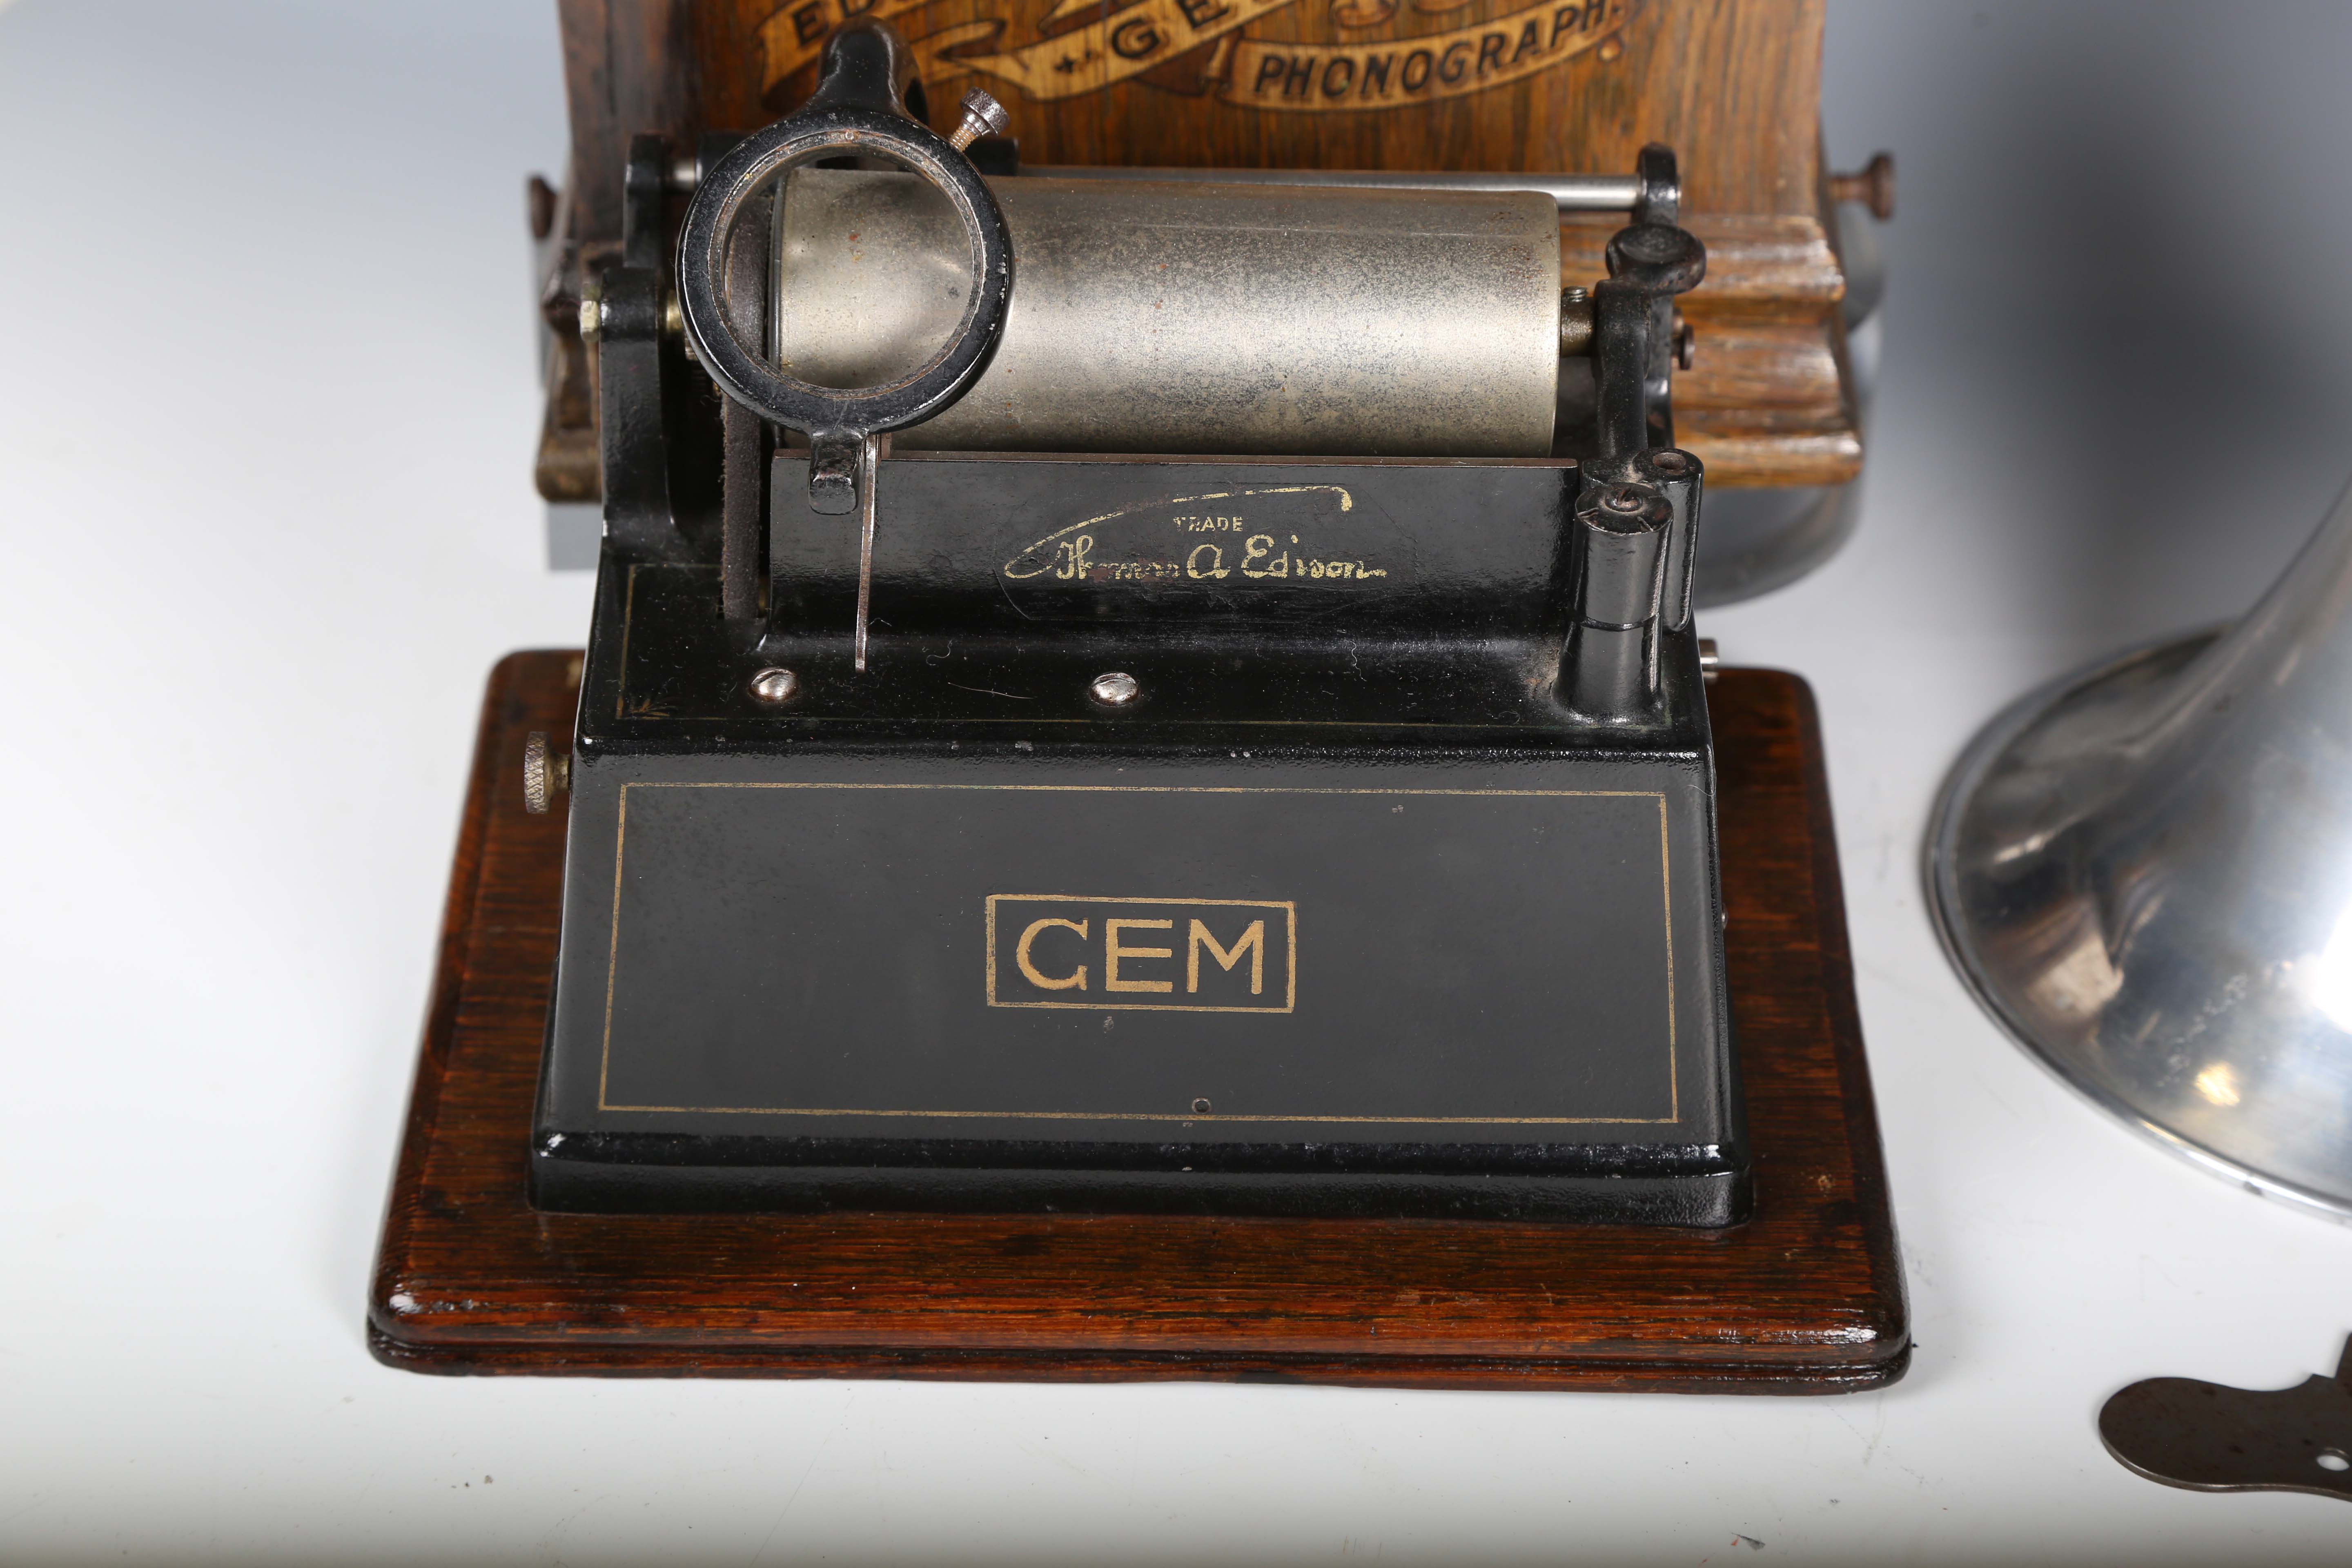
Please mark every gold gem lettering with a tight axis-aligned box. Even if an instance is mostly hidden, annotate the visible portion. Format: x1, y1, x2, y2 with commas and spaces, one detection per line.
1188, 918, 1265, 995
1104, 919, 1176, 993
1109, 16, 1160, 59
1016, 918, 1089, 991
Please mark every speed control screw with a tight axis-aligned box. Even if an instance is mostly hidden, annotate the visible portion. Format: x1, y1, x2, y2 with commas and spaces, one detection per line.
1090, 671, 1141, 707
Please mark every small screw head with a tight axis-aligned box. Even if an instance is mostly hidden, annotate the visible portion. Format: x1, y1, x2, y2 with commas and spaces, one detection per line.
1089, 671, 1141, 707
1600, 486, 1648, 514
1561, 284, 1589, 304
1191, 1097, 1212, 1114
949, 89, 1011, 153
1699, 638, 1721, 682
577, 285, 603, 342
748, 667, 800, 704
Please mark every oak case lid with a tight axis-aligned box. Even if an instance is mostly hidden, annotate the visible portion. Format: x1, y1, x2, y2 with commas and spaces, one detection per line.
561, 0, 1826, 239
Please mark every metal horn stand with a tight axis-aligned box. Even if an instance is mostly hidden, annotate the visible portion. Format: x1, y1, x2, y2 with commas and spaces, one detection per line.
1927, 474, 2352, 1220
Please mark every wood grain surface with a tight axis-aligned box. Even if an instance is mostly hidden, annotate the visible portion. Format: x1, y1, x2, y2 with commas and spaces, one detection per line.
369, 652, 1907, 1391
559, 1, 1828, 225
696, 0, 1822, 213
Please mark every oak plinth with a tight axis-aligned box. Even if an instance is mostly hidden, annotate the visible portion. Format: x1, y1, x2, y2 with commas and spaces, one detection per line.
370, 652, 1906, 1392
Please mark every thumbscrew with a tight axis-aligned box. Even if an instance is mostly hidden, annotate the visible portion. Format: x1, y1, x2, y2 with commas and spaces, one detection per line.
949, 89, 1009, 154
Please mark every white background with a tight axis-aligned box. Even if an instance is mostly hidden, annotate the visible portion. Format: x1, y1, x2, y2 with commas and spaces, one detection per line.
6, 1, 2352, 1561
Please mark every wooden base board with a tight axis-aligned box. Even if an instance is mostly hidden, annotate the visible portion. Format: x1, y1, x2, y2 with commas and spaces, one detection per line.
370, 654, 1907, 1392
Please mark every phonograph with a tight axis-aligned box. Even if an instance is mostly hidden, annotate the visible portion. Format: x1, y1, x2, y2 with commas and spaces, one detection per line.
372, 0, 1906, 1392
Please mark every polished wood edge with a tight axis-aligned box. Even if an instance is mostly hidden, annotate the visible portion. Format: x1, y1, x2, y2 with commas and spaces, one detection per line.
370, 1324, 1909, 1394
1682, 421, 1862, 488
368, 653, 522, 1318
1780, 671, 1909, 1341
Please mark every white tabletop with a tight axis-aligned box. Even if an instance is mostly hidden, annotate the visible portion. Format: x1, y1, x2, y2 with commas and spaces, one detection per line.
6, 1, 2352, 1560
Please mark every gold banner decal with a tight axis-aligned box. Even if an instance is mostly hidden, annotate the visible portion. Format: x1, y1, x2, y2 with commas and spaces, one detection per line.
913, 0, 1297, 103
1218, 0, 1628, 112
758, 0, 1633, 111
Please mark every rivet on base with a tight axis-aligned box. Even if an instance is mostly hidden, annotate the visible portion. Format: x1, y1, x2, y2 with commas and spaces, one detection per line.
748, 667, 801, 705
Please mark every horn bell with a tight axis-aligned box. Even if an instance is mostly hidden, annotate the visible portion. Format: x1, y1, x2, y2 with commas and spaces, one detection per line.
1926, 475, 2352, 1219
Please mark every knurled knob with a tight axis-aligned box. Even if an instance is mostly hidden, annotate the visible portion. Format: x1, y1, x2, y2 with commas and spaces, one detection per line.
949, 89, 1009, 154
523, 731, 570, 814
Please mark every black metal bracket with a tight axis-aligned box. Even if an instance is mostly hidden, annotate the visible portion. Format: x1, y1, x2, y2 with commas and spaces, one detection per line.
674, 19, 1013, 669
675, 20, 1011, 505
1591, 145, 1706, 478
590, 134, 699, 562
1563, 145, 1708, 723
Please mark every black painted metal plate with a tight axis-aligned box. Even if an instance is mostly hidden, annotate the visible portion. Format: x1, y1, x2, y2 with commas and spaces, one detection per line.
535, 743, 1741, 1223
533, 457, 1742, 1225
574, 777, 1680, 1126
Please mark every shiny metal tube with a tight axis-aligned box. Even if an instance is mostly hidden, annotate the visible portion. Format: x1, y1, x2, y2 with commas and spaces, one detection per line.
773, 171, 1561, 457
1565, 481, 1670, 721
1022, 164, 1645, 213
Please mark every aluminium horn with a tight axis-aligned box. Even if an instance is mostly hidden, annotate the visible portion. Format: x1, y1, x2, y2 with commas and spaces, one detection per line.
1926, 472, 2352, 1219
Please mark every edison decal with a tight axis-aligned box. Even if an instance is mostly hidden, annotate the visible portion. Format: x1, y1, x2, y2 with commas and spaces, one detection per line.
1002, 485, 1389, 591
986, 895, 1297, 1012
